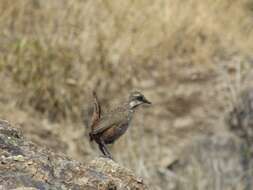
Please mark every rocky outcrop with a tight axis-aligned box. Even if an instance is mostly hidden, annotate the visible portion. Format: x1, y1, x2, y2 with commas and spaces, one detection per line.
0, 120, 148, 190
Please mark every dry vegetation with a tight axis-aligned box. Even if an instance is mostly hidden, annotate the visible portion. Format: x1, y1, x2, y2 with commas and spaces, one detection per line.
0, 0, 253, 189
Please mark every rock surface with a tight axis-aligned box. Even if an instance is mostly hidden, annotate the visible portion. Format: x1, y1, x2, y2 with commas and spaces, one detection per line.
0, 120, 148, 190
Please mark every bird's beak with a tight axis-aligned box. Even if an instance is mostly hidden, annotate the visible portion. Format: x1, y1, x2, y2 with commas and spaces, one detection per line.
143, 98, 151, 105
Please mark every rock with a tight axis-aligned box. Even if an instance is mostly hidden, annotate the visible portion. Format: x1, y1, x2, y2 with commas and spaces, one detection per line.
0, 120, 148, 190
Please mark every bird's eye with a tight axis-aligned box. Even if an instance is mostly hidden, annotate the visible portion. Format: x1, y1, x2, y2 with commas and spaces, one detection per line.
137, 96, 144, 101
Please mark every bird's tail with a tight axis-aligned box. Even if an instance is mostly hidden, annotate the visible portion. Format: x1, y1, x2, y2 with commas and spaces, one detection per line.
89, 91, 101, 142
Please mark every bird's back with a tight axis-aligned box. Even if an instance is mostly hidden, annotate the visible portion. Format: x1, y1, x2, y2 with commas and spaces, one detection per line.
91, 104, 131, 135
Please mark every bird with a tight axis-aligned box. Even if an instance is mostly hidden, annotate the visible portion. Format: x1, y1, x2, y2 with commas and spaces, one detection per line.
89, 91, 151, 159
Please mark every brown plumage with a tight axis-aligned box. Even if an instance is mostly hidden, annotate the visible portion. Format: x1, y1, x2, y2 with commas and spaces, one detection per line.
89, 91, 101, 141
89, 91, 151, 159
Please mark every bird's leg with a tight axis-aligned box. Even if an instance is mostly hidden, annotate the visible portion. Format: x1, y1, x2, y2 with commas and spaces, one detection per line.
103, 144, 113, 159
98, 140, 113, 159
98, 143, 107, 156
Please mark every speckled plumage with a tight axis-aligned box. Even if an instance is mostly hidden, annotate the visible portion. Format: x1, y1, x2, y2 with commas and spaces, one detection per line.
89, 91, 151, 159
91, 105, 133, 144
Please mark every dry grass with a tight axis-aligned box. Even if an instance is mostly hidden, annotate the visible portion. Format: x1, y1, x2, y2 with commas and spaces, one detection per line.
0, 0, 253, 189
0, 0, 252, 120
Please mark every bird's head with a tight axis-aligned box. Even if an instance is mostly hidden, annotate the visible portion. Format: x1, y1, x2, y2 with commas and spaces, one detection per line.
128, 91, 151, 109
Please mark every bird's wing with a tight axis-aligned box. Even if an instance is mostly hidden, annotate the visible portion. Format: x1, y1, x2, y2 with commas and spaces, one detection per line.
91, 111, 128, 135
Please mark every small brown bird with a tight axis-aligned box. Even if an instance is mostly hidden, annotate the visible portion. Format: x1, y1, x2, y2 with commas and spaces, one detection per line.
89, 91, 151, 159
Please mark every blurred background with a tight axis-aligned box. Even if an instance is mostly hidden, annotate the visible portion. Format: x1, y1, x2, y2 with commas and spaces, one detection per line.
1, 0, 253, 189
